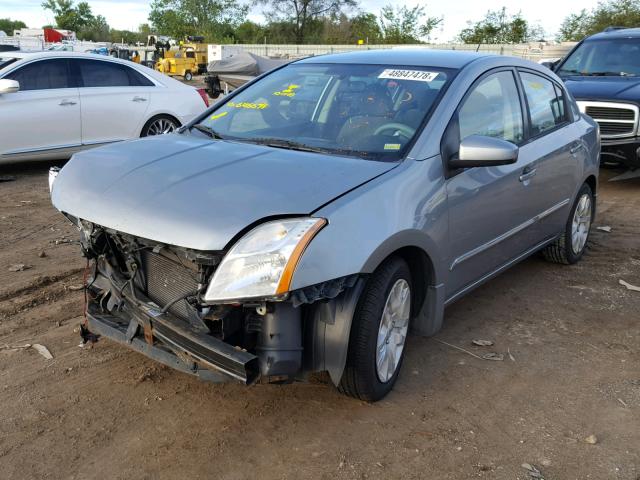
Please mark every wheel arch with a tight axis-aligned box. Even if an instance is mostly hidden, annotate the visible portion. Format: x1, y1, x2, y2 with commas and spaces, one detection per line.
306, 240, 446, 387
583, 174, 598, 218
362, 242, 445, 338
584, 174, 597, 195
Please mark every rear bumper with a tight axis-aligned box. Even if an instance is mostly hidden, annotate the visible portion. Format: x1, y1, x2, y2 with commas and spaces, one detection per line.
87, 300, 260, 385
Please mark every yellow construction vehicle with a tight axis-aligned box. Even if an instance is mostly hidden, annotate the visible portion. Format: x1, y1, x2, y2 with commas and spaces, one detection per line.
155, 36, 208, 81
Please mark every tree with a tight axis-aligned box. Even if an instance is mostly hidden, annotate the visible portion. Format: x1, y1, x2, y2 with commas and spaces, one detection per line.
458, 7, 543, 44
0, 18, 27, 34
256, 0, 356, 44
42, 0, 95, 32
557, 0, 640, 41
350, 12, 382, 44
78, 14, 109, 41
149, 0, 247, 42
379, 4, 441, 43
557, 10, 591, 41
234, 20, 267, 43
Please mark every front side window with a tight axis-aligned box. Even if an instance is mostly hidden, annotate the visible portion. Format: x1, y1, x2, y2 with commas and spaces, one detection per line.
520, 72, 567, 136
5, 59, 70, 91
76, 59, 153, 87
194, 63, 455, 160
458, 71, 524, 144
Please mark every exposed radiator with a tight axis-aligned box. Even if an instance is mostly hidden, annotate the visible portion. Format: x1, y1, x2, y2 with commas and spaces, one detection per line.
139, 250, 199, 321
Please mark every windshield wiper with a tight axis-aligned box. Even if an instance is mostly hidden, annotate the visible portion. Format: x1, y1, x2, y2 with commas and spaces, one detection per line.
583, 71, 636, 77
558, 68, 581, 75
190, 124, 225, 139
241, 137, 329, 154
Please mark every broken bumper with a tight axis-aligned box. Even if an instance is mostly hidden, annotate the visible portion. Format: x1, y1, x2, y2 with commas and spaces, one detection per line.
87, 301, 260, 385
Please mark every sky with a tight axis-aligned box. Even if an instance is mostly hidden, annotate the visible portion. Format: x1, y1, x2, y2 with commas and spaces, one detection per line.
0, 0, 599, 42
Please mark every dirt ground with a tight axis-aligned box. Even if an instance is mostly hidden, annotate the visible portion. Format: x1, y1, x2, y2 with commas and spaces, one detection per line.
0, 162, 638, 480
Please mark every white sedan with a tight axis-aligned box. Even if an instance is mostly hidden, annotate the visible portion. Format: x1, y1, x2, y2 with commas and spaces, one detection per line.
0, 51, 209, 163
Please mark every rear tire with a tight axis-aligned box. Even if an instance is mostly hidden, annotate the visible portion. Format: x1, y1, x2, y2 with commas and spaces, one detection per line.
184, 71, 193, 81
542, 183, 594, 264
140, 115, 179, 137
338, 257, 412, 402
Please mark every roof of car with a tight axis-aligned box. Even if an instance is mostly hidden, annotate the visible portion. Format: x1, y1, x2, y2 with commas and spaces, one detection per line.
295, 48, 492, 69
587, 27, 640, 40
0, 50, 115, 60
0, 50, 191, 89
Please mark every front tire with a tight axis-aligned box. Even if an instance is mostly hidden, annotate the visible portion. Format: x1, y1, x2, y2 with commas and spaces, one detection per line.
338, 257, 412, 402
184, 71, 193, 81
543, 183, 594, 264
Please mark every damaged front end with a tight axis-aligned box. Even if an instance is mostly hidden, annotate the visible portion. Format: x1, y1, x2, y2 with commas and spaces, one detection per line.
75, 219, 357, 386
84, 224, 265, 384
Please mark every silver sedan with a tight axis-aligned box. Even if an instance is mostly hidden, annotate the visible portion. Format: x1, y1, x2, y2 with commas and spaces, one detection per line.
51, 49, 599, 401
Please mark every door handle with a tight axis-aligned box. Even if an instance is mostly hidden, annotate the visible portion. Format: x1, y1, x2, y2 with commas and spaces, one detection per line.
132, 96, 147, 102
570, 143, 582, 155
59, 99, 77, 106
519, 167, 537, 182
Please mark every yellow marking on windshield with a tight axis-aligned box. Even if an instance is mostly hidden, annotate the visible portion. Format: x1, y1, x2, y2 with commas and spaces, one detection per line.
273, 84, 300, 97
226, 101, 269, 109
210, 111, 228, 120
384, 143, 401, 150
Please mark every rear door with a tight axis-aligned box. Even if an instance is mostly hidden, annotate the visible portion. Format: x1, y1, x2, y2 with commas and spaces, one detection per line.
445, 69, 540, 300
72, 58, 152, 145
0, 58, 80, 157
516, 70, 581, 239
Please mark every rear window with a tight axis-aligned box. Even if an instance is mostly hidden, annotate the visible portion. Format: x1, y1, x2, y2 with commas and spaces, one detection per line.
76, 59, 154, 87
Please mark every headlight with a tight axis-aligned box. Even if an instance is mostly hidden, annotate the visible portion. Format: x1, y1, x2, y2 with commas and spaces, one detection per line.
48, 167, 60, 193
204, 217, 327, 303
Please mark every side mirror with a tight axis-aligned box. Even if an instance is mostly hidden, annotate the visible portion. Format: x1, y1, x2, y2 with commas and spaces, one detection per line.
540, 60, 560, 71
0, 79, 19, 94
449, 135, 519, 169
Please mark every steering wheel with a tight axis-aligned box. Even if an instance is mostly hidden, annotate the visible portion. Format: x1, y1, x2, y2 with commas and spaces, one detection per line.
373, 122, 416, 139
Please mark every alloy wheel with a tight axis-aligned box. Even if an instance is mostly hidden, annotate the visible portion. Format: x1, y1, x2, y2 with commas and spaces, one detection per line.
146, 118, 177, 136
376, 278, 411, 383
571, 193, 592, 254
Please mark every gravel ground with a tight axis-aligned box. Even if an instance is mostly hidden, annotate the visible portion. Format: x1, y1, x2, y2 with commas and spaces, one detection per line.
0, 162, 638, 480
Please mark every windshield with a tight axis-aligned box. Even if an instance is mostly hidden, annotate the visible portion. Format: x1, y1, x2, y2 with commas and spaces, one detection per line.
195, 63, 454, 160
558, 39, 640, 77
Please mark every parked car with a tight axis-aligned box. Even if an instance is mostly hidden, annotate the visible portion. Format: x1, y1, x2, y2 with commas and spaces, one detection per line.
0, 51, 209, 163
550, 27, 640, 168
51, 50, 599, 401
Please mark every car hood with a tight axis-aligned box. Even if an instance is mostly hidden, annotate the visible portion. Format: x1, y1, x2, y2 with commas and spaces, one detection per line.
563, 76, 640, 104
52, 135, 396, 251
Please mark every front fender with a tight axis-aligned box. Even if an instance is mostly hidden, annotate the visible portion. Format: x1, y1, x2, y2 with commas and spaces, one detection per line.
291, 157, 449, 290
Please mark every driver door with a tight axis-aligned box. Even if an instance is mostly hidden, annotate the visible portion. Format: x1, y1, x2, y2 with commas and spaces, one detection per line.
444, 69, 540, 300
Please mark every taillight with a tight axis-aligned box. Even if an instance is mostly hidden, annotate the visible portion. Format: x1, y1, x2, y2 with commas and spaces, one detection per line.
196, 88, 209, 107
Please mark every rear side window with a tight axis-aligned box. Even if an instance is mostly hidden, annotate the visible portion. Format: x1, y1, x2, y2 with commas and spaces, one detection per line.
5, 59, 70, 91
77, 59, 154, 87
519, 72, 568, 136
458, 71, 524, 144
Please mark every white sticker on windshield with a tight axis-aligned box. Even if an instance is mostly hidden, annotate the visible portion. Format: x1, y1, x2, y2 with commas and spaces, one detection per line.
378, 69, 439, 82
